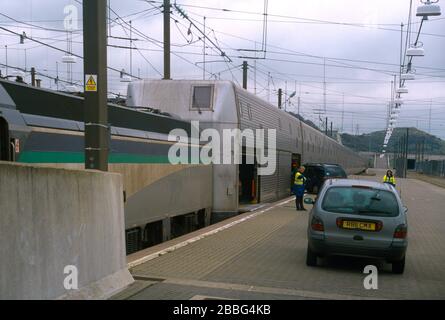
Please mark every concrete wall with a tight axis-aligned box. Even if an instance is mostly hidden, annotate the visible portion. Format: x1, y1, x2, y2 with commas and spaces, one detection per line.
0, 162, 133, 300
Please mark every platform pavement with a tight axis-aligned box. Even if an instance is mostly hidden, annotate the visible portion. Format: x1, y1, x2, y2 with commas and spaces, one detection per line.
113, 169, 445, 300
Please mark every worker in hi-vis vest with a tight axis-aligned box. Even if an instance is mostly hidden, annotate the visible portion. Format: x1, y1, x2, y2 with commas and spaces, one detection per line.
383, 170, 396, 187
293, 166, 308, 211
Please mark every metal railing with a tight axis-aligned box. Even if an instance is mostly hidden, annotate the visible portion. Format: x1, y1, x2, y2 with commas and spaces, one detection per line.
416, 160, 445, 178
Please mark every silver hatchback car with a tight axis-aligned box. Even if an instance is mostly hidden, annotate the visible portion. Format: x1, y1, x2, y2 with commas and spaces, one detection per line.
305, 179, 408, 274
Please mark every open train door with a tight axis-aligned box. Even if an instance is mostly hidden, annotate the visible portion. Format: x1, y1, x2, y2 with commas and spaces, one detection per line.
0, 117, 10, 161
239, 146, 258, 204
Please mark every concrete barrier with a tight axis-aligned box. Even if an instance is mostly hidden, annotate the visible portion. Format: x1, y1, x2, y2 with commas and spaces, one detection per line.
0, 162, 133, 299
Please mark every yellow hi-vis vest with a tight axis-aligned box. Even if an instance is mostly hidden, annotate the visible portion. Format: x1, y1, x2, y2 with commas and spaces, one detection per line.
295, 172, 305, 186
383, 175, 396, 185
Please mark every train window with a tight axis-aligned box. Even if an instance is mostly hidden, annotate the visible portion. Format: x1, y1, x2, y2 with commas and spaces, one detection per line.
191, 85, 214, 111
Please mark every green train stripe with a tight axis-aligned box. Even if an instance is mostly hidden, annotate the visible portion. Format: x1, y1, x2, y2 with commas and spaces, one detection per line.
18, 151, 173, 164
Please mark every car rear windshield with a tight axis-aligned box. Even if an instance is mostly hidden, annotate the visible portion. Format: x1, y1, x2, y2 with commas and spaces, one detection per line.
321, 186, 399, 217
325, 166, 347, 178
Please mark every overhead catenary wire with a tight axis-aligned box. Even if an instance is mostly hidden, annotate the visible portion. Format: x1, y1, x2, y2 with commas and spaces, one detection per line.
143, 0, 445, 38
179, 11, 445, 77
1, 0, 442, 140
0, 25, 142, 80
0, 62, 126, 97
3, 3, 444, 86
107, 6, 163, 76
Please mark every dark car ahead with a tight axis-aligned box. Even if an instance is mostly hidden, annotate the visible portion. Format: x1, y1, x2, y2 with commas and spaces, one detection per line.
304, 163, 347, 194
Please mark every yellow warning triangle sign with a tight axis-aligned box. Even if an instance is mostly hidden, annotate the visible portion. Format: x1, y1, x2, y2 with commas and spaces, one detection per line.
85, 74, 98, 92
86, 76, 96, 86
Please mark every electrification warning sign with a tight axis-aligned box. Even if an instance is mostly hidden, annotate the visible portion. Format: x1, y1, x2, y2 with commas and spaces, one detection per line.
85, 74, 97, 92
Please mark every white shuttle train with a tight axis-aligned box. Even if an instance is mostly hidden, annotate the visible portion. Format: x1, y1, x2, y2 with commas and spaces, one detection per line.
127, 80, 367, 218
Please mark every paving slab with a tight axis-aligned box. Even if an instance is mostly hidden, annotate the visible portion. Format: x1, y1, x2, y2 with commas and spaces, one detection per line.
114, 169, 445, 300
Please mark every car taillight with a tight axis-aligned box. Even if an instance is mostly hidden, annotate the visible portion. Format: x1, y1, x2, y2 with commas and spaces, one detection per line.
394, 224, 408, 239
311, 216, 324, 232
336, 218, 342, 228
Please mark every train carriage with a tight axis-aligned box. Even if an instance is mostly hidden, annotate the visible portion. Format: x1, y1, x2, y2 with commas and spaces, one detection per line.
127, 80, 367, 217
0, 79, 213, 253
0, 78, 367, 253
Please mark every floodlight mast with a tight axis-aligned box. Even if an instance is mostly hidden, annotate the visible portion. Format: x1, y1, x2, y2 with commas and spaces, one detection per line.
382, 0, 442, 153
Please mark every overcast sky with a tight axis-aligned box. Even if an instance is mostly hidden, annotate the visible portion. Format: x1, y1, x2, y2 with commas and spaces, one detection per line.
1, 0, 444, 138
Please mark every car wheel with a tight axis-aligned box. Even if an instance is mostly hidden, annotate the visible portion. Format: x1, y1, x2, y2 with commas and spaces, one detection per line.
306, 245, 317, 267
392, 257, 405, 274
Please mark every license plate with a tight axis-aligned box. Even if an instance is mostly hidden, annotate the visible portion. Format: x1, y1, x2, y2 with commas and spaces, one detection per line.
342, 220, 376, 231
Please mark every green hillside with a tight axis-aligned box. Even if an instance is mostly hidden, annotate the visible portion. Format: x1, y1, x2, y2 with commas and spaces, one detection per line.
341, 128, 445, 155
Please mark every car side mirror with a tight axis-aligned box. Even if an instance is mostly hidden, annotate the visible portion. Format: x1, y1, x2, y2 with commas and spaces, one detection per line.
403, 206, 408, 214
304, 198, 315, 205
